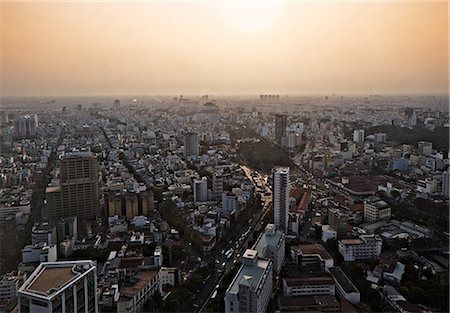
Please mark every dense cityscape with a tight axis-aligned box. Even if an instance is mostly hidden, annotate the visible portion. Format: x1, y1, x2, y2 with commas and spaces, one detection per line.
0, 94, 448, 313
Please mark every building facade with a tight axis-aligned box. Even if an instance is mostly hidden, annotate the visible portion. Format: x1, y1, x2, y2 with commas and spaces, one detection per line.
18, 260, 98, 313
273, 167, 289, 232
338, 235, 382, 261
46, 152, 100, 221
224, 249, 273, 313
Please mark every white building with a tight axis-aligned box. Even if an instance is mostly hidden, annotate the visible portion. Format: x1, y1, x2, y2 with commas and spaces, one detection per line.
273, 167, 289, 232
321, 225, 337, 242
364, 196, 391, 222
222, 192, 238, 213
18, 260, 98, 313
159, 267, 182, 291
353, 129, 365, 143
21, 243, 57, 264
224, 249, 273, 313
193, 177, 208, 203
253, 224, 285, 274
154, 246, 163, 267
282, 275, 335, 297
338, 235, 382, 261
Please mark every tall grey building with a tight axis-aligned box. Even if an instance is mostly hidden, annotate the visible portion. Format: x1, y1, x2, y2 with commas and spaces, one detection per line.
184, 132, 199, 159
275, 114, 287, 145
273, 167, 289, 232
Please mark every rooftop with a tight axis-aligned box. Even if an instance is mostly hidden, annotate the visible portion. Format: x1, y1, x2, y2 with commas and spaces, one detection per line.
328, 267, 359, 294
292, 244, 333, 261
20, 261, 95, 299
227, 258, 270, 295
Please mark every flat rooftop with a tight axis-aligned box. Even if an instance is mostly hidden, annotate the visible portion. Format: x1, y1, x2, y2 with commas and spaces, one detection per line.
20, 261, 95, 299
253, 229, 284, 255
293, 244, 333, 260
328, 267, 359, 294
340, 239, 363, 245
227, 259, 270, 295
27, 267, 75, 294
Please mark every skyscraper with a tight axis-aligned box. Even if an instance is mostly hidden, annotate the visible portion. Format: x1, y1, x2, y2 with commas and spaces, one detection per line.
18, 260, 98, 313
273, 167, 289, 232
46, 152, 100, 221
183, 132, 199, 159
275, 114, 287, 145
442, 170, 449, 199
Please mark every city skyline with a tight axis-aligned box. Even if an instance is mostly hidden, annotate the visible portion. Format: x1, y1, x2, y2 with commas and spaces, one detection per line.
1, 1, 448, 97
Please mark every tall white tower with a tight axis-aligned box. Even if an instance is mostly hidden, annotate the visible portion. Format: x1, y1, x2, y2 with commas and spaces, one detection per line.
273, 167, 289, 232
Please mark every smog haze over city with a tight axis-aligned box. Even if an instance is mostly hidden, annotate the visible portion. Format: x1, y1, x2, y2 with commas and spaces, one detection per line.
0, 1, 448, 313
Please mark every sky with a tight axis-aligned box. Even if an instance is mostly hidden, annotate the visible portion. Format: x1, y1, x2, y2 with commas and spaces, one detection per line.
1, 1, 448, 96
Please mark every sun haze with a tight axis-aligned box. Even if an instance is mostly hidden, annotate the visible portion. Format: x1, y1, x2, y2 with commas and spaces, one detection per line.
0, 1, 448, 96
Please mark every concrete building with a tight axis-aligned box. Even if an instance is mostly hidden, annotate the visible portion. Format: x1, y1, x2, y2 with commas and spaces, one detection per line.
222, 192, 238, 213
0, 274, 19, 304
291, 244, 334, 271
282, 274, 335, 297
275, 114, 287, 145
374, 132, 386, 144
46, 152, 100, 221
364, 196, 391, 222
117, 271, 159, 313
212, 172, 224, 201
31, 222, 57, 246
442, 170, 449, 199
18, 260, 98, 313
184, 132, 199, 159
329, 267, 360, 304
224, 249, 273, 313
328, 208, 348, 236
338, 235, 382, 261
104, 189, 154, 220
193, 177, 208, 203
159, 267, 182, 291
253, 224, 285, 274
353, 129, 365, 143
21, 243, 57, 264
13, 115, 38, 139
273, 167, 289, 232
417, 141, 433, 156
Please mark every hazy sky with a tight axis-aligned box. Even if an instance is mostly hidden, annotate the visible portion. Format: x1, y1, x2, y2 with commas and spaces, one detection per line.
1, 1, 448, 96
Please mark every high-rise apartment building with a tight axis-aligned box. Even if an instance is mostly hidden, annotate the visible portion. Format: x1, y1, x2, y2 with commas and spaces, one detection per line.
253, 224, 285, 274
442, 170, 449, 199
193, 177, 208, 203
46, 152, 100, 221
212, 171, 223, 201
352, 129, 365, 143
275, 114, 287, 145
273, 167, 289, 232
18, 260, 98, 313
184, 132, 199, 159
13, 115, 38, 139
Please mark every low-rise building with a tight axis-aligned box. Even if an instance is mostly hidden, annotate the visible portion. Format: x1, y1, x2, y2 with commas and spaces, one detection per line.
117, 270, 159, 313
282, 273, 335, 297
338, 235, 382, 261
328, 267, 360, 304
291, 244, 334, 270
